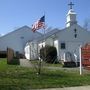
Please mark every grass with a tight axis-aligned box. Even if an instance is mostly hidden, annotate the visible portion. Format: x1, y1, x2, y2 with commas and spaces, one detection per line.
0, 58, 90, 90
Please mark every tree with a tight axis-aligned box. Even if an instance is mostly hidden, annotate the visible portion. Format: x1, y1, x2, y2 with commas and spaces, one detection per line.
40, 45, 57, 63
83, 18, 90, 30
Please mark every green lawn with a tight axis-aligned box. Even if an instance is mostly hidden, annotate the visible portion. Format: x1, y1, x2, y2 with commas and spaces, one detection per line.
0, 58, 90, 90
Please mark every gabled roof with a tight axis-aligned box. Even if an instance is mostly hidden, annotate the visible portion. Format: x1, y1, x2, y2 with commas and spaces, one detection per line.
37, 28, 60, 41
37, 24, 90, 42
66, 24, 90, 33
0, 25, 42, 39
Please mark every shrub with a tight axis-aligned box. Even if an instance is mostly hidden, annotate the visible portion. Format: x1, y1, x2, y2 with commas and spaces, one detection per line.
7, 57, 20, 65
0, 51, 7, 58
63, 62, 76, 67
40, 45, 57, 63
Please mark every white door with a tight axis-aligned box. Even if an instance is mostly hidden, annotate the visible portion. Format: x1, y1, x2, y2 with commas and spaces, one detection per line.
67, 42, 82, 61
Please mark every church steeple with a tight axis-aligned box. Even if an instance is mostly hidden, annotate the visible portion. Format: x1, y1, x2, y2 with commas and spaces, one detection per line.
66, 2, 77, 27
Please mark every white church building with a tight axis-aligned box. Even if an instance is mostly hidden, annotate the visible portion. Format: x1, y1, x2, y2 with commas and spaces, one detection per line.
0, 2, 90, 64
25, 2, 90, 63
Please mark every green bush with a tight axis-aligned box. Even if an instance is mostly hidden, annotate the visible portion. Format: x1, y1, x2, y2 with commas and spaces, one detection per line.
0, 51, 7, 58
7, 57, 20, 65
40, 45, 57, 63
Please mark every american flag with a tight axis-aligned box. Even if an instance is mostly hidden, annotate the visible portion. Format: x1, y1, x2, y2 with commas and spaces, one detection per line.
32, 16, 45, 32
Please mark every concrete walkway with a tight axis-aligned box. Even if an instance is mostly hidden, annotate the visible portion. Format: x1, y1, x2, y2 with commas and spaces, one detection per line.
39, 86, 90, 90
20, 59, 32, 67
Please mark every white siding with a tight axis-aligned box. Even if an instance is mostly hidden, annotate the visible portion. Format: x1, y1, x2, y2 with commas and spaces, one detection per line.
0, 26, 42, 54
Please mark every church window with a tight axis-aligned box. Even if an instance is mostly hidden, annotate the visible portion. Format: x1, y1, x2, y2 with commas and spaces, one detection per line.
61, 43, 66, 49
74, 29, 77, 33
74, 34, 77, 38
20, 36, 24, 39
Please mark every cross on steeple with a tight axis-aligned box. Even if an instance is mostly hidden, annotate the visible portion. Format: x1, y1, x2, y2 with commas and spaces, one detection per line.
68, 2, 74, 9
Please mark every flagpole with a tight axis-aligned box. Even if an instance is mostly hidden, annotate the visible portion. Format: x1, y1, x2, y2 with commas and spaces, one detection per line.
44, 14, 46, 62
43, 12, 46, 39
38, 15, 46, 75
32, 15, 46, 74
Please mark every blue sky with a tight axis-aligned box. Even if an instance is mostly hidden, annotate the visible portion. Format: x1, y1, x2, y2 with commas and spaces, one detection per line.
0, 0, 90, 35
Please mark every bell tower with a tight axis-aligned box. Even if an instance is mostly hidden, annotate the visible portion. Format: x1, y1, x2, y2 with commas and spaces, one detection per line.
66, 2, 77, 27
